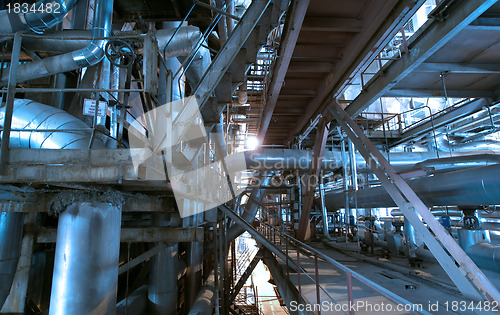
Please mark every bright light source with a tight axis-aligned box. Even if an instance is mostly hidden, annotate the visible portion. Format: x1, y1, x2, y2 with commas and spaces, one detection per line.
246, 136, 259, 150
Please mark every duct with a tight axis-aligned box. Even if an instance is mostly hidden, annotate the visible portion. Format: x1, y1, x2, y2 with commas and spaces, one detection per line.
227, 171, 272, 242
0, 0, 77, 35
21, 30, 91, 53
156, 26, 211, 89
148, 244, 178, 315
116, 285, 148, 315
0, 212, 23, 310
0, 99, 105, 149
0, 0, 113, 86
49, 202, 122, 315
187, 271, 215, 315
324, 164, 500, 209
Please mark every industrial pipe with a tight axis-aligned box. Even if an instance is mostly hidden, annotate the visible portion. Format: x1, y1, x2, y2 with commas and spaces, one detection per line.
0, 0, 113, 86
242, 149, 500, 172
157, 25, 211, 89
324, 164, 500, 209
0, 212, 24, 309
21, 30, 91, 53
187, 272, 215, 315
116, 285, 148, 315
49, 202, 122, 315
0, 99, 105, 149
148, 244, 179, 315
0, 0, 77, 34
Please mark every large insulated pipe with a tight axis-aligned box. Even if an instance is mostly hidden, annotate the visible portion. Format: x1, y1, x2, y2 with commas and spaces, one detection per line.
148, 244, 178, 314
324, 164, 500, 209
0, 212, 24, 309
0, 99, 105, 149
226, 171, 272, 242
49, 202, 121, 315
465, 243, 500, 272
0, 0, 113, 86
242, 149, 500, 172
157, 25, 211, 89
187, 272, 215, 315
0, 0, 77, 34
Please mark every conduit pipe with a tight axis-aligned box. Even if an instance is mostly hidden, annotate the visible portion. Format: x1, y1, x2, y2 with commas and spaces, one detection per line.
324, 164, 500, 209
148, 244, 178, 315
0, 99, 105, 149
0, 0, 113, 86
0, 0, 77, 34
0, 212, 24, 309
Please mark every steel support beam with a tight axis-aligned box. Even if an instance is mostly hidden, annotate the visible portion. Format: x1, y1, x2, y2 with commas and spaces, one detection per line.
288, 0, 426, 144
328, 100, 500, 302
37, 227, 203, 243
417, 62, 500, 73
297, 118, 329, 241
257, 0, 310, 143
118, 244, 167, 275
343, 0, 499, 119
384, 89, 495, 98
0, 32, 22, 174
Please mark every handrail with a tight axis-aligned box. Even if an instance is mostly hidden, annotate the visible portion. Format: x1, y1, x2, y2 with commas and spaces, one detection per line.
259, 221, 431, 315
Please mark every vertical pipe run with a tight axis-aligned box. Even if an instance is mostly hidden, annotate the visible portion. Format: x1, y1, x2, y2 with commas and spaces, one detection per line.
148, 244, 179, 315
0, 213, 24, 309
49, 203, 121, 315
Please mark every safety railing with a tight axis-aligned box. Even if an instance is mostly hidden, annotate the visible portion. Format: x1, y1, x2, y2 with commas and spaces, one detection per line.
257, 221, 430, 315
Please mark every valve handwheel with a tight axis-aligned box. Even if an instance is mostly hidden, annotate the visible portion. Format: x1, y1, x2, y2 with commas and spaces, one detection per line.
105, 39, 135, 68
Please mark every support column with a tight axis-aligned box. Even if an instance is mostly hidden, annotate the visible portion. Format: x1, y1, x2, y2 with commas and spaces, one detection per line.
49, 202, 121, 315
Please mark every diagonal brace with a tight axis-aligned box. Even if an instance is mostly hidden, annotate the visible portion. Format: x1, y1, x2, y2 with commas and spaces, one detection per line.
328, 100, 500, 302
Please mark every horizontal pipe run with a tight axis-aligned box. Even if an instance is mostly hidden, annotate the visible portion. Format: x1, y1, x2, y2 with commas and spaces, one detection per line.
324, 164, 500, 209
